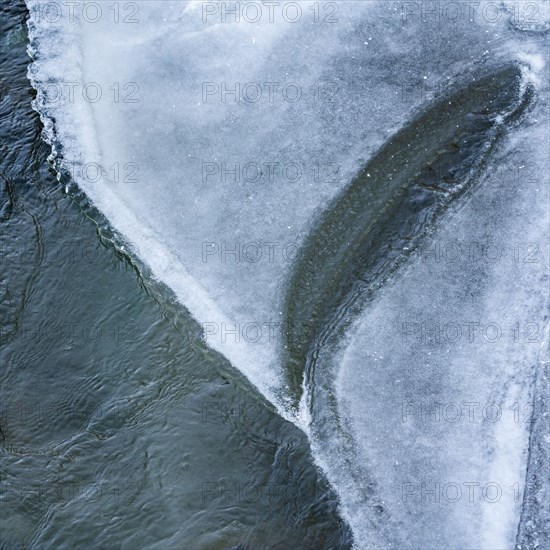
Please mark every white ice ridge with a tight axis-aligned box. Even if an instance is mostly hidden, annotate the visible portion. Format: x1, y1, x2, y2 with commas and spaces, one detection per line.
25, 1, 549, 548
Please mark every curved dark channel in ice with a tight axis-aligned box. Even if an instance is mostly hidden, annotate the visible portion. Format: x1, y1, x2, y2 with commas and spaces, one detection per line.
283, 64, 535, 409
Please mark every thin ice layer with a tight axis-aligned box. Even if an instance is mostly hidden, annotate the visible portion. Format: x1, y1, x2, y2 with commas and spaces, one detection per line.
24, 1, 549, 547
319, 115, 549, 548
26, 0, 547, 407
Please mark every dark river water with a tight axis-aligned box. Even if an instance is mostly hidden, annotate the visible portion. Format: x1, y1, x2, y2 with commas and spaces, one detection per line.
0, 2, 351, 548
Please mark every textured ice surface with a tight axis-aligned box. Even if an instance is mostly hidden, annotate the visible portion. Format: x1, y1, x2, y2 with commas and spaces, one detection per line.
329, 125, 549, 548
25, 1, 549, 548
